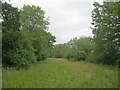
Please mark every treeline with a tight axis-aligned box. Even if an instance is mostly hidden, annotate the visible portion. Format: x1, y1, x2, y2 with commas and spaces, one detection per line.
51, 1, 120, 66
51, 37, 92, 61
2, 1, 55, 69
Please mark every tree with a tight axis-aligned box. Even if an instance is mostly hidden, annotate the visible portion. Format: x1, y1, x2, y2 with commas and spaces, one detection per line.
87, 1, 119, 65
2, 2, 37, 70
20, 5, 49, 32
20, 5, 56, 61
51, 37, 92, 61
67, 37, 92, 61
2, 2, 56, 69
2, 30, 36, 69
2, 2, 20, 33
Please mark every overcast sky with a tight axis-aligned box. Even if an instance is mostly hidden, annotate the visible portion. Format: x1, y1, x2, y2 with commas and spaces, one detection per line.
6, 0, 103, 44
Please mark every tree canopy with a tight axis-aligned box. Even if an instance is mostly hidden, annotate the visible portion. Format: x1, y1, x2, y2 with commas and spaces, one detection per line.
2, 2, 56, 69
87, 1, 120, 66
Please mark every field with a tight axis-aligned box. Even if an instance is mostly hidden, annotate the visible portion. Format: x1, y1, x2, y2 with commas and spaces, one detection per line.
2, 58, 118, 88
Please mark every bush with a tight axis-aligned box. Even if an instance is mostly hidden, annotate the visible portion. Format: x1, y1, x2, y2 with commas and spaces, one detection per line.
2, 30, 36, 70
75, 51, 87, 61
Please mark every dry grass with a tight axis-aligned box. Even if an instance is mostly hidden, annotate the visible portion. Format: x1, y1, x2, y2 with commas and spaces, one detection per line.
48, 58, 64, 60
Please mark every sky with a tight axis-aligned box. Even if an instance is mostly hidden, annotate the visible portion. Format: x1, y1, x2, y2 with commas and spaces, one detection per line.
5, 0, 103, 44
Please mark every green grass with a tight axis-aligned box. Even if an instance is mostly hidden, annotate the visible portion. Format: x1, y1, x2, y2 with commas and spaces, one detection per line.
2, 58, 118, 88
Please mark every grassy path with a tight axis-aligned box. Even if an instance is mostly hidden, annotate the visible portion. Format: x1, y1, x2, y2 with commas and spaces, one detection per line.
3, 58, 118, 88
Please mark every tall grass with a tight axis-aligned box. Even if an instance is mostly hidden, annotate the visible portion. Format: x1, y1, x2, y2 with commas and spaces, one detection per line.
2, 58, 118, 88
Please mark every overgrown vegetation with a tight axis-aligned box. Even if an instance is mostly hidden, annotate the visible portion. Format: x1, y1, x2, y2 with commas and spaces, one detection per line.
2, 2, 55, 69
51, 37, 92, 61
2, 58, 118, 88
87, 2, 120, 66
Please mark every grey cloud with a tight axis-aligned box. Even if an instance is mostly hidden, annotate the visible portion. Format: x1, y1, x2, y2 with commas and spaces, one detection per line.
8, 0, 103, 44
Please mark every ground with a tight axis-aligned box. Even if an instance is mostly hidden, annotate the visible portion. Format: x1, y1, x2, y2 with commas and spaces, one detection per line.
2, 58, 118, 88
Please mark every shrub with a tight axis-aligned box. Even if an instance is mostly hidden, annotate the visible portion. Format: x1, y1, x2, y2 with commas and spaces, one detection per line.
2, 30, 36, 70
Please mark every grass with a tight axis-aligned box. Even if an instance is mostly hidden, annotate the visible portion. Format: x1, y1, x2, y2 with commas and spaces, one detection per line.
2, 58, 118, 88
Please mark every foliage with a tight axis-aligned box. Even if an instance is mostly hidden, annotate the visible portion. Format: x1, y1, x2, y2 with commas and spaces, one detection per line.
67, 37, 92, 61
20, 5, 56, 61
2, 30, 36, 70
87, 1, 120, 66
52, 37, 92, 61
2, 2, 55, 69
31, 29, 55, 60
75, 51, 87, 61
2, 2, 32, 69
20, 5, 49, 32
2, 2, 20, 33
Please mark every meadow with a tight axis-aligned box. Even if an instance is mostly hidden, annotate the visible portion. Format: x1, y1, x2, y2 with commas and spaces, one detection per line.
2, 58, 118, 88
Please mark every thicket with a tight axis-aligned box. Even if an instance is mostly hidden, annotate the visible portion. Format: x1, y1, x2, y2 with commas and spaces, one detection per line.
87, 2, 120, 66
2, 2, 55, 69
51, 37, 92, 61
